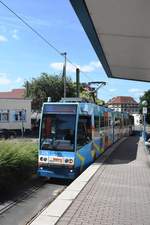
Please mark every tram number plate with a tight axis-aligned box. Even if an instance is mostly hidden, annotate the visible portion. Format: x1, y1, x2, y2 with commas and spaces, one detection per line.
49, 157, 63, 164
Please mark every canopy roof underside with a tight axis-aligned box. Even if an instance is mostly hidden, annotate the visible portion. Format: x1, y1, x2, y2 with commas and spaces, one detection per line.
70, 0, 150, 82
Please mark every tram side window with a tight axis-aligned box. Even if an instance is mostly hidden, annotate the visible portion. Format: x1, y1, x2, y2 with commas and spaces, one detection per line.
115, 117, 122, 128
94, 116, 99, 131
104, 116, 108, 127
108, 117, 112, 127
115, 117, 120, 127
124, 117, 128, 126
100, 115, 104, 128
77, 115, 92, 149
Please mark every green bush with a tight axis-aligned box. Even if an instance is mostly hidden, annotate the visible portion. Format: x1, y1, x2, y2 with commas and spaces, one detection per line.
0, 140, 38, 192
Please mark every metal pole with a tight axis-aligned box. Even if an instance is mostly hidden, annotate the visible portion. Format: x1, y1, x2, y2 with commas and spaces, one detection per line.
61, 52, 67, 98
142, 103, 147, 140
76, 68, 80, 97
143, 113, 146, 140
63, 52, 67, 98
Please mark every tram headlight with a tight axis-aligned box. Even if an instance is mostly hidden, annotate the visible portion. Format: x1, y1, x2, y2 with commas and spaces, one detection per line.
64, 158, 74, 165
65, 158, 69, 163
39, 156, 48, 163
69, 159, 73, 163
44, 157, 48, 162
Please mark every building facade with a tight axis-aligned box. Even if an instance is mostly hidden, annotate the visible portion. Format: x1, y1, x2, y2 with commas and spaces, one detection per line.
0, 89, 31, 132
107, 96, 139, 114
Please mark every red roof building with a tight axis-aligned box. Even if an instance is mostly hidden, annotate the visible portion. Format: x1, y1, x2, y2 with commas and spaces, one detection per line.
0, 88, 31, 131
107, 96, 139, 114
0, 88, 25, 99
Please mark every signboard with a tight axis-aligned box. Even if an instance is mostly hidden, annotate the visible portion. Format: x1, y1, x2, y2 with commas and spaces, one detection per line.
143, 107, 147, 114
43, 104, 77, 114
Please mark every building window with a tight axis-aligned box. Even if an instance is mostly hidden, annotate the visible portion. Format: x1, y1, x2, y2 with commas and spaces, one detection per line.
0, 110, 9, 122
12, 110, 26, 122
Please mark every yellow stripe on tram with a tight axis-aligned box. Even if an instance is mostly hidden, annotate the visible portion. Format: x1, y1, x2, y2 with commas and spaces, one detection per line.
93, 142, 104, 154
77, 152, 85, 172
91, 148, 96, 159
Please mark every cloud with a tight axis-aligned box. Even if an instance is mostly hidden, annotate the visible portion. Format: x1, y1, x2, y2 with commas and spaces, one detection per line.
0, 25, 7, 33
109, 88, 116, 92
50, 62, 75, 73
128, 88, 142, 93
89, 61, 102, 68
128, 88, 144, 98
15, 77, 23, 83
26, 15, 53, 28
0, 35, 7, 43
0, 16, 23, 30
0, 73, 11, 85
49, 60, 102, 73
12, 29, 19, 40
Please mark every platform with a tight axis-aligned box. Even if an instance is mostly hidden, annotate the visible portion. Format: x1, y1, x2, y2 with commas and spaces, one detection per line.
31, 135, 150, 225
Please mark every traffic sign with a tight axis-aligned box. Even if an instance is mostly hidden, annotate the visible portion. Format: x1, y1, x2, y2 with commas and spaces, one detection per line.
143, 107, 147, 114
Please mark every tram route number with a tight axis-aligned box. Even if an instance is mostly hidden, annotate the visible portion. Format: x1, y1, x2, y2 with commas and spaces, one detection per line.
49, 157, 63, 164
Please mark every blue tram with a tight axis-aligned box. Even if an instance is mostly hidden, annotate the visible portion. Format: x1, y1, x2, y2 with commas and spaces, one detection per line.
37, 99, 132, 179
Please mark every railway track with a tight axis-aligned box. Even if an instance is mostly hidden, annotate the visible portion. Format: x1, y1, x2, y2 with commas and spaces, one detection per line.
0, 178, 68, 225
0, 179, 46, 215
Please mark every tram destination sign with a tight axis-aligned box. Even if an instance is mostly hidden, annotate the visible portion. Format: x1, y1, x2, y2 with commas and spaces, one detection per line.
43, 104, 77, 114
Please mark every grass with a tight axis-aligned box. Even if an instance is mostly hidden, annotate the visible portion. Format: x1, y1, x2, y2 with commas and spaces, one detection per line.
0, 139, 38, 193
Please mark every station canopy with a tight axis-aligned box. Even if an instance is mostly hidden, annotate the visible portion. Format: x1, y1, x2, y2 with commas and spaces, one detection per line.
70, 0, 150, 82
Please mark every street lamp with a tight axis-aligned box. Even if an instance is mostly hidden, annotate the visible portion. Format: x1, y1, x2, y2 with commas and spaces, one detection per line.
142, 100, 148, 140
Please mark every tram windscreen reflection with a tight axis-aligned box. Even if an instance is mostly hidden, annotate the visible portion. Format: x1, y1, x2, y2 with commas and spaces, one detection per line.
40, 114, 76, 151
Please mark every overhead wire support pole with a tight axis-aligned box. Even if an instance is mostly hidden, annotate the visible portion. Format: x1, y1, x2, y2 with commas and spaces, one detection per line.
143, 113, 146, 140
61, 52, 67, 98
76, 68, 80, 98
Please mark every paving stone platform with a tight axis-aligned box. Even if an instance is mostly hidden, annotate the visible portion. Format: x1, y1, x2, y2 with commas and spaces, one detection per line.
56, 136, 150, 225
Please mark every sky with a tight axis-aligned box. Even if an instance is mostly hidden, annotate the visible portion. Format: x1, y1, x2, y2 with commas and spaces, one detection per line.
0, 0, 149, 102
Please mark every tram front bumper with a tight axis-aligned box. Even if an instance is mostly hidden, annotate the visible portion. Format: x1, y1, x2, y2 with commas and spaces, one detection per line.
37, 166, 76, 179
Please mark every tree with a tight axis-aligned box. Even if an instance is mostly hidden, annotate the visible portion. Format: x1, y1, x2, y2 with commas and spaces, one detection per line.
24, 73, 76, 110
140, 90, 150, 124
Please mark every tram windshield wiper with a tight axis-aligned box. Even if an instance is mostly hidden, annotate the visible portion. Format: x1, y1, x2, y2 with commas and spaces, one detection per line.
41, 138, 74, 151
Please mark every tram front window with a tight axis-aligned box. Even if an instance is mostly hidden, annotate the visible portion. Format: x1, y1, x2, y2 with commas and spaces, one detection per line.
40, 114, 76, 151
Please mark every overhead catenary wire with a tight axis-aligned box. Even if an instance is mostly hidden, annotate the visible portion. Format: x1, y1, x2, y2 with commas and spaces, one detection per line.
0, 0, 62, 55
0, 0, 96, 82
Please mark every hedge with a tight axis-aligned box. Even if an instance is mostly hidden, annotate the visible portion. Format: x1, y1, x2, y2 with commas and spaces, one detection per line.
0, 140, 38, 192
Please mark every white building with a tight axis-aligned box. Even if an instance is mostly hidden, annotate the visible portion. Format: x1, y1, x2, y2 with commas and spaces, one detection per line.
0, 89, 31, 132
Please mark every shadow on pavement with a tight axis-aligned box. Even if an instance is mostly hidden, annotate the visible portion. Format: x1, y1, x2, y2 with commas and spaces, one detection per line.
104, 135, 140, 165
47, 178, 72, 186
0, 176, 71, 204
0, 176, 45, 203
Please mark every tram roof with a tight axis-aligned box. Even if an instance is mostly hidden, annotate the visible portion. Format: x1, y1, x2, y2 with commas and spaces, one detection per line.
70, 0, 150, 82
43, 101, 114, 114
